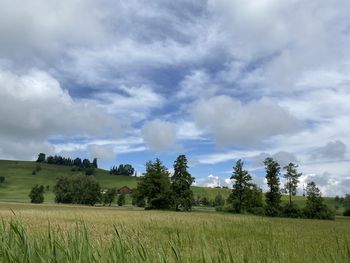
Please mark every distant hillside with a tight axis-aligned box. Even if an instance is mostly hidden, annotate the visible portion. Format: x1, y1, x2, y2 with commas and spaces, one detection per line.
0, 160, 343, 214
0, 160, 138, 203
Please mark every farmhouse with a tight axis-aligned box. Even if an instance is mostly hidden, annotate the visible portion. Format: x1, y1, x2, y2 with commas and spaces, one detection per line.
118, 186, 132, 194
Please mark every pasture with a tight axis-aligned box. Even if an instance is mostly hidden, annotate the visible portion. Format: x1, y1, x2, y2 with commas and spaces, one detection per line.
0, 202, 349, 262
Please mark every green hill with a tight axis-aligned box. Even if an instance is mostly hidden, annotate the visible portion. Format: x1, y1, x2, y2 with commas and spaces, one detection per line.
0, 160, 138, 203
0, 160, 343, 214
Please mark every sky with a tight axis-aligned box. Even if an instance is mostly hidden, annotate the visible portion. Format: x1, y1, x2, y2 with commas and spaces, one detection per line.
0, 0, 349, 196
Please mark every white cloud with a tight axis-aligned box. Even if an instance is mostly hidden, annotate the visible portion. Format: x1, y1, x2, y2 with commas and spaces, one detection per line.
191, 95, 300, 146
195, 174, 221, 188
0, 69, 120, 160
87, 144, 115, 162
141, 119, 177, 151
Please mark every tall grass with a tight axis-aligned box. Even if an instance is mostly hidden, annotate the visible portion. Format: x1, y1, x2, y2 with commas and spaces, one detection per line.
0, 203, 349, 262
0, 219, 349, 263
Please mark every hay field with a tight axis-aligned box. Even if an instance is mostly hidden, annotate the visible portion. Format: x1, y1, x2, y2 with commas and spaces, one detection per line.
0, 202, 349, 262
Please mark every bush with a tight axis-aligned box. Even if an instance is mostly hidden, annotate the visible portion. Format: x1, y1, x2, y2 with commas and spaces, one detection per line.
343, 209, 350, 217
117, 194, 126, 206
85, 168, 95, 176
0, 176, 5, 183
32, 170, 36, 175
29, 185, 44, 203
282, 203, 302, 218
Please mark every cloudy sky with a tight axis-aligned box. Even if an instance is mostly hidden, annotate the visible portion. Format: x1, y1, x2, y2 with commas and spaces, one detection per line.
0, 0, 349, 196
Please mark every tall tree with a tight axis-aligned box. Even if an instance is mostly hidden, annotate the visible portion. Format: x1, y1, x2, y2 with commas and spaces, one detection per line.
264, 157, 281, 216
283, 163, 302, 205
304, 181, 334, 219
343, 194, 350, 216
36, 153, 46, 163
136, 159, 172, 209
92, 158, 98, 169
171, 155, 195, 211
228, 159, 253, 213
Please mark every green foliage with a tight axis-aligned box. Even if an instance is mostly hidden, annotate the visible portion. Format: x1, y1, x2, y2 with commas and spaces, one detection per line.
102, 188, 117, 206
29, 184, 44, 203
131, 188, 146, 207
246, 185, 264, 214
282, 203, 302, 218
136, 159, 172, 209
264, 157, 282, 217
171, 155, 195, 211
117, 194, 126, 206
0, 176, 5, 183
228, 159, 257, 213
343, 194, 350, 211
85, 167, 95, 176
110, 164, 135, 176
303, 182, 335, 220
214, 194, 225, 207
36, 153, 46, 163
283, 163, 302, 205
54, 175, 101, 206
92, 158, 98, 169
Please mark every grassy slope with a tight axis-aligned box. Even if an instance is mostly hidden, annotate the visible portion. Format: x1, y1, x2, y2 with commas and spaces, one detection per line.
0, 160, 138, 202
0, 160, 342, 212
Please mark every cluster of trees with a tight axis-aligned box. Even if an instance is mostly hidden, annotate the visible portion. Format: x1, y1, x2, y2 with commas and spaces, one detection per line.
109, 164, 135, 176
336, 194, 350, 216
223, 158, 335, 219
36, 153, 98, 175
53, 175, 101, 205
132, 155, 194, 211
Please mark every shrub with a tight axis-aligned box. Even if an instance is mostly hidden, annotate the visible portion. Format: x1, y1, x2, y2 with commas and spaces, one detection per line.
29, 185, 44, 203
343, 209, 350, 217
0, 176, 5, 183
281, 203, 302, 218
117, 194, 126, 206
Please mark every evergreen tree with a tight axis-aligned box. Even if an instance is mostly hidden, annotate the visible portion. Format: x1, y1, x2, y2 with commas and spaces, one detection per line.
283, 163, 302, 205
29, 185, 45, 203
304, 181, 334, 220
171, 155, 195, 211
343, 194, 350, 216
36, 153, 46, 163
228, 159, 253, 213
264, 157, 281, 216
136, 159, 172, 209
92, 158, 98, 169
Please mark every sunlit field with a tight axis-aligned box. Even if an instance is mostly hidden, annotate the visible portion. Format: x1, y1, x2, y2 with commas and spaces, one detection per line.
0, 202, 349, 262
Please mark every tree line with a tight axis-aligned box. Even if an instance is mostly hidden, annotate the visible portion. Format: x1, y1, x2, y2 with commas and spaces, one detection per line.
225, 158, 335, 219
29, 154, 350, 219
36, 153, 98, 175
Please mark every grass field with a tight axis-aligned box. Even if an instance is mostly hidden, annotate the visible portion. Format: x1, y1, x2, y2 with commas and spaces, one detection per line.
0, 202, 349, 262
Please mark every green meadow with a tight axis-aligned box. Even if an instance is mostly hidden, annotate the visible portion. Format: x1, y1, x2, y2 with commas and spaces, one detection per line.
0, 202, 349, 262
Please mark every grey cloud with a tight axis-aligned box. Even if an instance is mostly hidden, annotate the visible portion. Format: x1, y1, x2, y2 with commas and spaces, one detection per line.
141, 119, 177, 151
0, 69, 121, 159
191, 95, 300, 146
87, 144, 115, 162
312, 140, 347, 160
